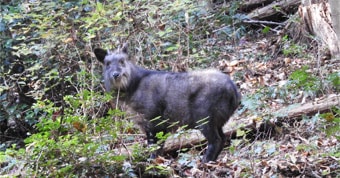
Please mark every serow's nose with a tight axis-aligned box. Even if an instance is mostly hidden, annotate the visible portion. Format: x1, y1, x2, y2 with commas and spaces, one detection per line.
112, 72, 120, 79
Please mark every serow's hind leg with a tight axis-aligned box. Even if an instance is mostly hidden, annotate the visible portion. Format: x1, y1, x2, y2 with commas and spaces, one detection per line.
201, 126, 226, 163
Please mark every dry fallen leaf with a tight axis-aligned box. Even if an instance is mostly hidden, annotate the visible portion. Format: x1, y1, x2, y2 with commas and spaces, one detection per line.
73, 121, 87, 132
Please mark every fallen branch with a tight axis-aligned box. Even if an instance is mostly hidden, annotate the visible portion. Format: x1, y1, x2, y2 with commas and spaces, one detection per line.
243, 19, 286, 26
248, 0, 301, 19
275, 94, 339, 119
240, 0, 275, 11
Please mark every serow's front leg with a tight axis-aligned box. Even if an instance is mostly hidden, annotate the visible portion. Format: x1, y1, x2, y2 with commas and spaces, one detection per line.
146, 130, 165, 159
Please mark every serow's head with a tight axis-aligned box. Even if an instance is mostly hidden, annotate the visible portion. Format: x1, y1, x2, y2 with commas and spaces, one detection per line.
94, 43, 131, 91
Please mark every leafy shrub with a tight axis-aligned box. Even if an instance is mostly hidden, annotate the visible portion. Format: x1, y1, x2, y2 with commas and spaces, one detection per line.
1, 0, 250, 176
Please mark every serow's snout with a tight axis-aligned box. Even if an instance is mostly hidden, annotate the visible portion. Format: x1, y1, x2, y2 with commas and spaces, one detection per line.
112, 72, 120, 79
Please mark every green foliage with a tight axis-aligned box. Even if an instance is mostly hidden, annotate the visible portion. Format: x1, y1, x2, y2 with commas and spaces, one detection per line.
262, 26, 271, 34
1, 0, 251, 176
282, 35, 307, 57
155, 131, 171, 143
239, 92, 269, 115
18, 89, 131, 176
327, 72, 340, 92
213, 1, 247, 41
240, 66, 335, 111
288, 66, 320, 92
0, 147, 25, 176
321, 107, 340, 140
241, 67, 337, 108
145, 164, 173, 177
4, 0, 337, 176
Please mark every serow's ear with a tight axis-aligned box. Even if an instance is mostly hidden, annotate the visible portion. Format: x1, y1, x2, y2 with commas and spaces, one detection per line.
94, 48, 107, 63
121, 43, 128, 54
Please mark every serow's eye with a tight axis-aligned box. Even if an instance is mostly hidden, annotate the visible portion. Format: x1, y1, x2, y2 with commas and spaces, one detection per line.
119, 59, 125, 65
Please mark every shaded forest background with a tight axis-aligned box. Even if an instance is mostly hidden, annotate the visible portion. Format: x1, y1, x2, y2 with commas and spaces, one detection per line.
0, 0, 339, 177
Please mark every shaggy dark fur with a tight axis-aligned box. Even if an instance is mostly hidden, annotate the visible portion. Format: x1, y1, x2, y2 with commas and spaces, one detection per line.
94, 44, 241, 163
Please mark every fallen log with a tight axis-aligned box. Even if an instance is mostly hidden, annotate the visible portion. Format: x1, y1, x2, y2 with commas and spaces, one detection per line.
240, 0, 275, 11
275, 94, 339, 119
247, 0, 300, 20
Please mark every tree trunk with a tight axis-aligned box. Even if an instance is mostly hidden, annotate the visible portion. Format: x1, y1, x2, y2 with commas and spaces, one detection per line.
329, 0, 340, 59
299, 1, 340, 57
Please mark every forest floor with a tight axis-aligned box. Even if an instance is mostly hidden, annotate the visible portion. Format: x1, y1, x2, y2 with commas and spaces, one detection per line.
1, 29, 339, 178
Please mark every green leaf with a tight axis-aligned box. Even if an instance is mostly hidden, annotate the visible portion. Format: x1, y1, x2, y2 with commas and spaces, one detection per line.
262, 26, 270, 34
236, 129, 245, 137
96, 2, 104, 13
112, 11, 123, 21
